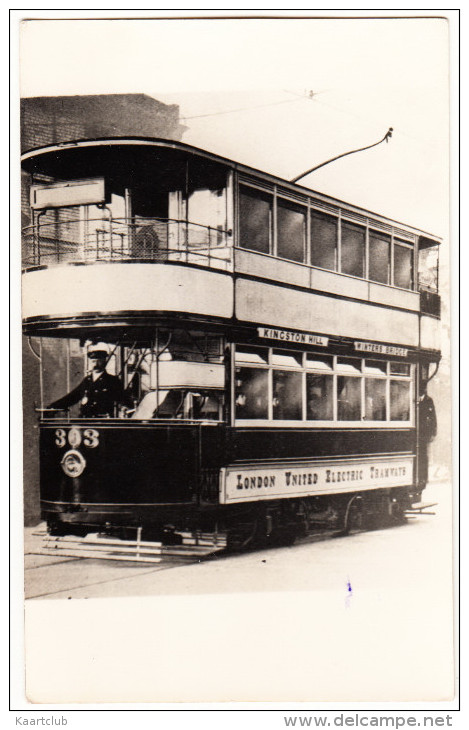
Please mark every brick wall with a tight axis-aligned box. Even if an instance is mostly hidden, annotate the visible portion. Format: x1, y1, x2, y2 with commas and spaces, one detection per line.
21, 94, 184, 152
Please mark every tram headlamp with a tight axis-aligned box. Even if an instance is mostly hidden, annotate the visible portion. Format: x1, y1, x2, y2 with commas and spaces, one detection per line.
61, 449, 86, 478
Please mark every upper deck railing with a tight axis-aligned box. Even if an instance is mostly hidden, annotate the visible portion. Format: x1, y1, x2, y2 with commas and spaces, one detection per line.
22, 217, 233, 271
21, 214, 441, 317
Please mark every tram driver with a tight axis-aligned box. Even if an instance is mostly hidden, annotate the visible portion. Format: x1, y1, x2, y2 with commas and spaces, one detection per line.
49, 343, 133, 418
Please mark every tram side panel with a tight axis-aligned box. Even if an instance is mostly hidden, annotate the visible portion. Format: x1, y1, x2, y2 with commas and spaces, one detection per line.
231, 427, 416, 462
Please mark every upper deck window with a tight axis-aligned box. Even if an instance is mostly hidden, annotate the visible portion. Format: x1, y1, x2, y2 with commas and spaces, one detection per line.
277, 199, 306, 263
369, 231, 390, 285
394, 240, 414, 290
418, 237, 439, 293
239, 185, 272, 254
235, 178, 424, 296
310, 210, 337, 271
341, 221, 365, 278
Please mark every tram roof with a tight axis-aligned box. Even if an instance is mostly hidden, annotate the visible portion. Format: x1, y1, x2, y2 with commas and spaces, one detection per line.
21, 137, 441, 242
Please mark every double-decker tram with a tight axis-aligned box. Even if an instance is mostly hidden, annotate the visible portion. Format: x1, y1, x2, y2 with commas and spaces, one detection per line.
21, 138, 441, 548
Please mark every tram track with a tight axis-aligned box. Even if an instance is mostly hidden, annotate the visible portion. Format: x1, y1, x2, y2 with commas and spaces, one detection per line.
25, 512, 436, 600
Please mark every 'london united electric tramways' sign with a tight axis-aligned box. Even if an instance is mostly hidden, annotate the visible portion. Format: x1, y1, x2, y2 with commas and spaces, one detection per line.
258, 327, 328, 346
220, 457, 414, 504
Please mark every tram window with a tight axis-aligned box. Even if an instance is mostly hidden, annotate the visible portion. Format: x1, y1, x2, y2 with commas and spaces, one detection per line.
277, 199, 306, 263
390, 362, 410, 376
305, 354, 333, 371
272, 370, 302, 420
365, 378, 386, 420
42, 337, 85, 416
161, 329, 224, 363
390, 380, 411, 421
306, 373, 333, 420
235, 367, 268, 419
179, 390, 224, 420
336, 357, 361, 374
341, 221, 365, 278
363, 359, 387, 375
235, 346, 269, 365
310, 210, 337, 271
418, 243, 439, 292
195, 391, 224, 420
155, 390, 185, 418
187, 187, 227, 248
239, 186, 272, 254
271, 349, 303, 368
337, 376, 362, 421
394, 241, 414, 289
369, 231, 390, 285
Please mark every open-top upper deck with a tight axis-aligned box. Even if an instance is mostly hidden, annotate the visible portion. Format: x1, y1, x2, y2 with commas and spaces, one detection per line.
21, 138, 441, 353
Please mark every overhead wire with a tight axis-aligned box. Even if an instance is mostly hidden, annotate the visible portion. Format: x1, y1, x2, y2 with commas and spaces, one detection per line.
180, 94, 306, 121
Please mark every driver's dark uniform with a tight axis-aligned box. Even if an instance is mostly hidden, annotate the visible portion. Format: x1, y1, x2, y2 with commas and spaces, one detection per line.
50, 371, 132, 417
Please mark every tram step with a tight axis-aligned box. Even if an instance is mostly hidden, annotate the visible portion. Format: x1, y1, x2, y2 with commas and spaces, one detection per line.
30, 530, 227, 563
405, 502, 438, 516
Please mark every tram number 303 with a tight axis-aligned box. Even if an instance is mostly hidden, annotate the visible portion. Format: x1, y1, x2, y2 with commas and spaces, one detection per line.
55, 427, 99, 449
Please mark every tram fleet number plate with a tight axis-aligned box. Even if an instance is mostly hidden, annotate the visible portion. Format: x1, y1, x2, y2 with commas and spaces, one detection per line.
219, 457, 414, 504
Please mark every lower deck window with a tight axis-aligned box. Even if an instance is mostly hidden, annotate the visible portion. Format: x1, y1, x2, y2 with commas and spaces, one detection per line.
273, 370, 302, 420
306, 373, 333, 420
337, 376, 361, 421
40, 329, 226, 421
235, 367, 268, 419
365, 378, 387, 420
390, 380, 411, 421
235, 346, 413, 426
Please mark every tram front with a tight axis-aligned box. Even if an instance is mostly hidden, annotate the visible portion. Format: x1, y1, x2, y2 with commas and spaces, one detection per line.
21, 139, 235, 538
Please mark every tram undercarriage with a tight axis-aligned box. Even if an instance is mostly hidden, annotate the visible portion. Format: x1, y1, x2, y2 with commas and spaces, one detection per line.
43, 486, 420, 552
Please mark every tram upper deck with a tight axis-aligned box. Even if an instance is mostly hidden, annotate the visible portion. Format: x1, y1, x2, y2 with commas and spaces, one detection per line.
21, 138, 440, 357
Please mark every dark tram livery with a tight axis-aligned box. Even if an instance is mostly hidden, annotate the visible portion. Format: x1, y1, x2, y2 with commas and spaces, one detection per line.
21, 138, 441, 547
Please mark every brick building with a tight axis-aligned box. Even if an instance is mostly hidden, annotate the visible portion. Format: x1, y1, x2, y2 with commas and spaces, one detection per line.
21, 94, 184, 524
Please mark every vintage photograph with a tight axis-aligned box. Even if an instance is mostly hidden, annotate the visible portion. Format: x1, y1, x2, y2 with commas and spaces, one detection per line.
16, 14, 454, 705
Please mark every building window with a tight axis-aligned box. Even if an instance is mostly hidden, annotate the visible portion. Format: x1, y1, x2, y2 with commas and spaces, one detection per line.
369, 231, 390, 285
341, 221, 365, 278
394, 240, 413, 289
310, 210, 338, 271
239, 185, 272, 254
277, 199, 306, 263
